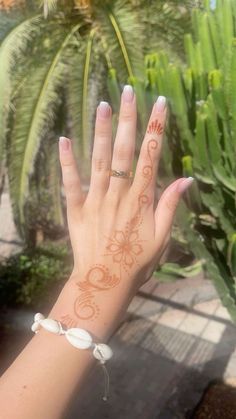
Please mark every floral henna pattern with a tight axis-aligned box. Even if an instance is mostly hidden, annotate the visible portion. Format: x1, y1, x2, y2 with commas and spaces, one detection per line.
105, 229, 144, 272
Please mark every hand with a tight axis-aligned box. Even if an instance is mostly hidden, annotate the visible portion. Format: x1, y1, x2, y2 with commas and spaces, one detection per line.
55, 87, 193, 336
0, 89, 194, 419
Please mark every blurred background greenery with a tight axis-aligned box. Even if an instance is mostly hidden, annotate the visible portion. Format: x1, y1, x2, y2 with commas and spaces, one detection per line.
1, 0, 236, 322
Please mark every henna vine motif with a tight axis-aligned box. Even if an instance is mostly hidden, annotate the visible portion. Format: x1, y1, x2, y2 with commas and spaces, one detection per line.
61, 119, 164, 326
62, 265, 120, 324
105, 133, 162, 275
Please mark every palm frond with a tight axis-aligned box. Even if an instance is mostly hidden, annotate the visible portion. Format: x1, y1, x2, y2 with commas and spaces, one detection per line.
0, 15, 42, 194
66, 30, 106, 169
41, 0, 58, 18
94, 0, 145, 83
132, 0, 200, 59
0, 9, 26, 42
7, 24, 81, 230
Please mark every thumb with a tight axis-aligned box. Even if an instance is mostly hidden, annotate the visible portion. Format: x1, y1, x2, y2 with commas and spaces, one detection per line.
154, 177, 194, 243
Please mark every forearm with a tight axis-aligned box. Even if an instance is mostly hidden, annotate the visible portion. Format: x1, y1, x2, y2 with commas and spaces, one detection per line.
0, 273, 135, 419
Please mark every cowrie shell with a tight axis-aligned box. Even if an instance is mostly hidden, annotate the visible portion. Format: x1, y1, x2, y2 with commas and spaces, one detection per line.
34, 313, 45, 322
31, 322, 40, 332
65, 328, 92, 349
40, 319, 61, 334
93, 344, 113, 361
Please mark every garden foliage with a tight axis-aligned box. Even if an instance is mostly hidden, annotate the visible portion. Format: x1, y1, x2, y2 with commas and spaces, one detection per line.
137, 0, 236, 320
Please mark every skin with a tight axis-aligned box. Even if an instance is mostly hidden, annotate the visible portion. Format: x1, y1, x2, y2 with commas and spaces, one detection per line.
0, 88, 193, 419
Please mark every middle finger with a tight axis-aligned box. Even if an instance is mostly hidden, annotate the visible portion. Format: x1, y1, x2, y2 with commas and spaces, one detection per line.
108, 85, 137, 195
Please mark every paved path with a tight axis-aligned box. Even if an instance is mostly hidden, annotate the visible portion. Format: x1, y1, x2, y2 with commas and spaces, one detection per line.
64, 280, 236, 419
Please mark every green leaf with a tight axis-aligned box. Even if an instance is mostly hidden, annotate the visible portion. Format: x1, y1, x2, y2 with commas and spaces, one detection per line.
228, 233, 236, 278
0, 15, 42, 192
107, 68, 121, 114
154, 261, 203, 282
66, 29, 106, 170
7, 24, 80, 229
95, 0, 145, 82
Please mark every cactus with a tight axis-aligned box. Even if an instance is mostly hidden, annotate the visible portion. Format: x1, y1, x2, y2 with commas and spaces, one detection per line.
149, 0, 236, 321
115, 0, 236, 321
108, 0, 236, 322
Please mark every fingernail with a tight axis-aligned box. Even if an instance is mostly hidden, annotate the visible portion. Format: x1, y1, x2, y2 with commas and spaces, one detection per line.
155, 96, 166, 112
178, 177, 194, 194
123, 85, 134, 103
98, 101, 110, 118
59, 136, 70, 151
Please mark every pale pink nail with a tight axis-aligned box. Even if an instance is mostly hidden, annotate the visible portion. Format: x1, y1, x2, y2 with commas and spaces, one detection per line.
98, 101, 110, 118
155, 96, 166, 112
59, 136, 70, 151
123, 85, 134, 103
178, 177, 194, 194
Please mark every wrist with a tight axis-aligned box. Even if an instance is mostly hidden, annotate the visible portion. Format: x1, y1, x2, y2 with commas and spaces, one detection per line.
49, 269, 136, 341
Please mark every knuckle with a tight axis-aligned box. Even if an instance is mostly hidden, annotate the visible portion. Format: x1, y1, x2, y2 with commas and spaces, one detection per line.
95, 131, 109, 141
114, 143, 133, 161
93, 157, 109, 172
119, 112, 133, 122
61, 158, 73, 167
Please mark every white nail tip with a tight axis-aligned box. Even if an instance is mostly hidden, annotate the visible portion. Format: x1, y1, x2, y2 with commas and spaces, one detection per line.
99, 101, 109, 106
123, 85, 133, 93
156, 95, 166, 102
65, 328, 92, 349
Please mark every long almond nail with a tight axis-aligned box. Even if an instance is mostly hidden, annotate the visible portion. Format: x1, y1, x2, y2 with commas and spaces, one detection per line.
98, 101, 110, 118
59, 136, 70, 151
155, 96, 166, 112
178, 177, 194, 194
123, 85, 134, 103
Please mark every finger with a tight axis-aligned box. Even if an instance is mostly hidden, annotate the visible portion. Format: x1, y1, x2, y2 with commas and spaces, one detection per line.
131, 96, 167, 202
88, 101, 112, 197
59, 136, 83, 211
108, 85, 137, 194
154, 177, 194, 243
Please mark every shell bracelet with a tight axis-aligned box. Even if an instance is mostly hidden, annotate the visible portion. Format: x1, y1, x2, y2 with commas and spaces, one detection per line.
31, 313, 113, 401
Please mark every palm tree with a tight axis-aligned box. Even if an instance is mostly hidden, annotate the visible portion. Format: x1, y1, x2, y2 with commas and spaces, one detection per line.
0, 0, 200, 243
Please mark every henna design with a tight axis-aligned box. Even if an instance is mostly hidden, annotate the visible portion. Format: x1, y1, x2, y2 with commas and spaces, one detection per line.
105, 229, 144, 271
129, 139, 157, 229
73, 265, 120, 320
105, 138, 158, 274
61, 315, 78, 328
147, 119, 164, 135
61, 119, 164, 324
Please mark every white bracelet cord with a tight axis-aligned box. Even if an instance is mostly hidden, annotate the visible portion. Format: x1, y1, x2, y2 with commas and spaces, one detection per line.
31, 313, 113, 401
